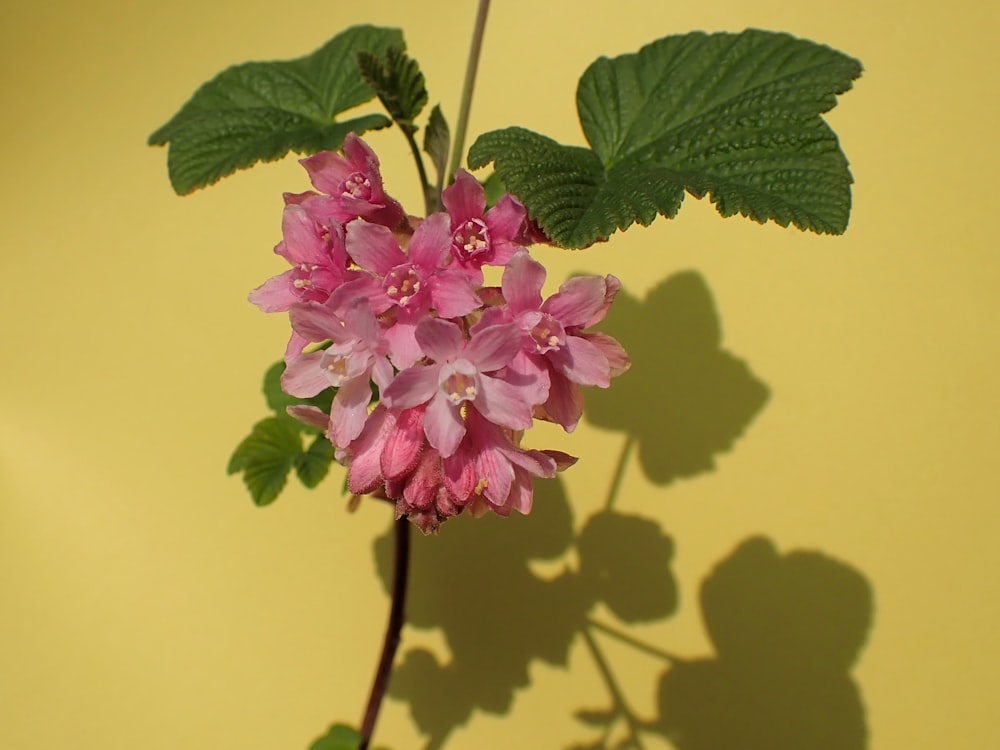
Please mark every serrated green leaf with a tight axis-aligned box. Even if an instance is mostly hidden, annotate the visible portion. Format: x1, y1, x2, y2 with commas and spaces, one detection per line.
149, 25, 403, 194
423, 104, 450, 185
308, 723, 362, 750
295, 433, 335, 488
469, 127, 685, 246
469, 29, 861, 247
227, 417, 303, 506
357, 47, 428, 134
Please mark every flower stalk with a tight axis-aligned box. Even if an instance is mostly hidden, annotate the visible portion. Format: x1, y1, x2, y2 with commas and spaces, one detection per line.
358, 516, 411, 750
448, 0, 491, 182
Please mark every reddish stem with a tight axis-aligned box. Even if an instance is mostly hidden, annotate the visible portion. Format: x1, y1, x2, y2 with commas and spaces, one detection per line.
358, 516, 411, 750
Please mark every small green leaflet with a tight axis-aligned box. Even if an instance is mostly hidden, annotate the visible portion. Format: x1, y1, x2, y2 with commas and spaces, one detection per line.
149, 25, 403, 195
357, 47, 428, 135
227, 361, 335, 506
308, 724, 362, 750
469, 29, 862, 248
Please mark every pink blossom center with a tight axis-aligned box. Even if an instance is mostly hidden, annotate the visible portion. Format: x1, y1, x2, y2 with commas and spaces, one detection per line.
320, 346, 368, 387
384, 265, 423, 307
439, 359, 479, 405
341, 172, 373, 201
290, 263, 336, 302
452, 218, 491, 262
529, 314, 566, 354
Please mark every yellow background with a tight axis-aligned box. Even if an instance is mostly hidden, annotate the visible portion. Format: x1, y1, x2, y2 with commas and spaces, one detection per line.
2, 0, 998, 748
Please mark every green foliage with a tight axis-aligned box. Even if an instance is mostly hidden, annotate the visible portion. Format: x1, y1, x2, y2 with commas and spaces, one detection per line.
423, 104, 451, 189
148, 25, 403, 195
357, 47, 428, 135
308, 724, 362, 750
227, 361, 336, 506
469, 29, 862, 248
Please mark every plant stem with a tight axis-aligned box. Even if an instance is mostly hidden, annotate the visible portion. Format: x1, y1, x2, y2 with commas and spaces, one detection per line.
447, 0, 491, 181
581, 626, 647, 750
401, 127, 437, 214
604, 434, 634, 510
358, 516, 411, 750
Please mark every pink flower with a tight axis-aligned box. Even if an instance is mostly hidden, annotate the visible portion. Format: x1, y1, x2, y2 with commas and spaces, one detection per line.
441, 169, 527, 282
248, 205, 354, 312
282, 284, 394, 447
342, 403, 576, 533
297, 133, 404, 229
484, 250, 631, 431
381, 318, 537, 457
345, 214, 481, 368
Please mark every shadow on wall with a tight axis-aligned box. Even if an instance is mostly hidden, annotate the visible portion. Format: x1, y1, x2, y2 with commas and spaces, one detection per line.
585, 270, 770, 486
371, 271, 873, 749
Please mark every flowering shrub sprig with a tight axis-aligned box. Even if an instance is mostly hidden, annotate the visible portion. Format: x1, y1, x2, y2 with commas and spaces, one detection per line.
150, 7, 861, 749
252, 133, 628, 532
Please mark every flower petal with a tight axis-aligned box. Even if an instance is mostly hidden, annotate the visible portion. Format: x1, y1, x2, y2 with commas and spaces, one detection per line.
407, 212, 452, 270
475, 373, 534, 429
415, 318, 464, 363
424, 392, 465, 457
382, 365, 439, 409
501, 251, 545, 314
288, 301, 339, 343
539, 371, 584, 432
581, 331, 631, 377
381, 406, 426, 481
285, 404, 329, 431
248, 271, 297, 313
485, 194, 527, 243
542, 275, 608, 328
280, 204, 329, 265
467, 323, 522, 372
329, 374, 375, 447
346, 406, 393, 494
550, 334, 611, 387
428, 270, 480, 319
281, 351, 329, 397
345, 219, 406, 275
441, 169, 486, 223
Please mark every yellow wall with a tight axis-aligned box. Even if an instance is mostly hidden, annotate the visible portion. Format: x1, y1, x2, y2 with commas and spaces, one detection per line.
2, 1, 998, 748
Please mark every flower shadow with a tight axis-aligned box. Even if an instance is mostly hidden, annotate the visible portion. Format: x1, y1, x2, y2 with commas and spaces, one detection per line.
645, 536, 874, 750
373, 477, 678, 750
586, 271, 770, 485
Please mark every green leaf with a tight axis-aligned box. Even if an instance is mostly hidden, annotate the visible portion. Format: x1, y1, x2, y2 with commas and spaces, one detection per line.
262, 359, 298, 415
295, 433, 335, 488
227, 417, 303, 506
229, 361, 338, 506
149, 25, 403, 194
423, 104, 451, 187
469, 127, 685, 246
308, 723, 362, 750
469, 29, 862, 248
479, 170, 507, 208
357, 47, 428, 134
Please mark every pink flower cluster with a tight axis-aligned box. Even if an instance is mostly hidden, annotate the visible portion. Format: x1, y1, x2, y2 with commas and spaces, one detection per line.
250, 134, 629, 532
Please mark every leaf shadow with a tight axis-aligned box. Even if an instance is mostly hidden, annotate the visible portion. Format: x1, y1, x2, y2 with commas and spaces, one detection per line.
373, 478, 678, 750
586, 271, 770, 485
646, 536, 874, 750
